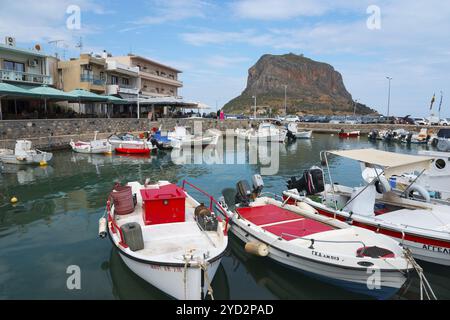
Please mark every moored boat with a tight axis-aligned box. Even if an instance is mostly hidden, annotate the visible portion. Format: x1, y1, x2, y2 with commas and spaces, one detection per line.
219, 175, 415, 299
70, 132, 112, 154
108, 133, 155, 154
0, 140, 52, 165
235, 122, 287, 142
100, 180, 228, 300
284, 149, 450, 266
286, 123, 312, 139
338, 130, 360, 138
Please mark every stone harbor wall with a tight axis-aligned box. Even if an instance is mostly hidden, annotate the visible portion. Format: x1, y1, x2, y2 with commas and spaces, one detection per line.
0, 118, 446, 150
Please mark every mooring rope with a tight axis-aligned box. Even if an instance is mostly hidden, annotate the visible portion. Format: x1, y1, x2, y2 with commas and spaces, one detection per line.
404, 248, 437, 300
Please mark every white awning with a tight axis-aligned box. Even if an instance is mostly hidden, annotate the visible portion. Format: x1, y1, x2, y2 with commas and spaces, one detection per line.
326, 148, 433, 176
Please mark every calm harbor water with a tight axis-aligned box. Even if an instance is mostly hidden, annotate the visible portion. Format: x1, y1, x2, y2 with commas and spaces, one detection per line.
0, 133, 449, 300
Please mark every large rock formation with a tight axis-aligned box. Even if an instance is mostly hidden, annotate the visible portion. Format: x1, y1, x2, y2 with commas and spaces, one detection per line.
223, 53, 376, 115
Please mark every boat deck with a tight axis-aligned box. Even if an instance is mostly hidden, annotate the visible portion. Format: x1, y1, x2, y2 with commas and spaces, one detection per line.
236, 204, 334, 241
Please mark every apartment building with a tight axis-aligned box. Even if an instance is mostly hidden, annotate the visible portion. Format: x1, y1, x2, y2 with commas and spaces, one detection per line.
105, 55, 139, 101
57, 53, 107, 94
0, 37, 57, 87
110, 54, 182, 98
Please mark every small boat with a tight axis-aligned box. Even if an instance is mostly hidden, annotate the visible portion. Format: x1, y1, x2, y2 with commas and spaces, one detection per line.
338, 130, 360, 138
108, 133, 155, 154
100, 180, 228, 300
286, 123, 312, 139
219, 175, 414, 299
367, 129, 379, 141
402, 128, 430, 144
284, 149, 450, 266
236, 122, 287, 142
167, 126, 220, 149
0, 140, 52, 165
70, 132, 112, 154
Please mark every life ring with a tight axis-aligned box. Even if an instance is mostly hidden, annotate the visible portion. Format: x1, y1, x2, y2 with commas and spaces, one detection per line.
362, 167, 391, 194
406, 184, 431, 203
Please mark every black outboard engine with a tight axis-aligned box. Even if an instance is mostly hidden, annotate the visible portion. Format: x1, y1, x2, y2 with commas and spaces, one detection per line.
405, 133, 413, 144
287, 166, 325, 195
235, 175, 265, 206
368, 130, 378, 141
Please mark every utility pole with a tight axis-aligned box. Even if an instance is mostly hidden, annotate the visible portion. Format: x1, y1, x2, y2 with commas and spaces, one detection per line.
386, 76, 392, 117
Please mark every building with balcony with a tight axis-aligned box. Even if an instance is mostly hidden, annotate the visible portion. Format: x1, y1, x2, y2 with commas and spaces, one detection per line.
110, 54, 182, 98
0, 41, 56, 87
105, 58, 140, 101
57, 53, 107, 94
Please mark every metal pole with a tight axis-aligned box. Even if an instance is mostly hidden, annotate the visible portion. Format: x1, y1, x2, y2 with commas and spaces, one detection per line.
253, 95, 256, 120
386, 76, 392, 117
284, 85, 287, 116
137, 92, 140, 119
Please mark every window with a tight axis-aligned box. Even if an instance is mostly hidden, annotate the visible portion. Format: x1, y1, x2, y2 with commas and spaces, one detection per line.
4, 60, 25, 72
111, 75, 118, 85
122, 78, 129, 86
435, 159, 446, 170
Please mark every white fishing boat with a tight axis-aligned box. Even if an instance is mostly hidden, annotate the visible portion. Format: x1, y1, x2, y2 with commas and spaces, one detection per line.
167, 126, 220, 149
70, 132, 112, 154
286, 123, 312, 139
0, 140, 52, 165
100, 180, 228, 300
436, 129, 450, 152
219, 175, 415, 299
235, 123, 287, 142
402, 128, 430, 144
284, 149, 450, 266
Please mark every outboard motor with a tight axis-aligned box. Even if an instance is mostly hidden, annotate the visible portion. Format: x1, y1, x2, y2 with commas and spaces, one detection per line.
405, 133, 413, 144
286, 130, 296, 141
235, 175, 265, 206
287, 166, 325, 195
368, 130, 378, 141
194, 203, 219, 231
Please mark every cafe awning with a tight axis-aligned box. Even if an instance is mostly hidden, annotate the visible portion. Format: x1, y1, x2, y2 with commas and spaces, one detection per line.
28, 85, 78, 101
106, 95, 128, 104
68, 89, 108, 102
0, 82, 38, 97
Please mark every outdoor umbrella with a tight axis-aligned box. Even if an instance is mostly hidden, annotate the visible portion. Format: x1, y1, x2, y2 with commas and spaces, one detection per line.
68, 89, 109, 115
0, 82, 38, 120
104, 95, 128, 118
28, 85, 78, 114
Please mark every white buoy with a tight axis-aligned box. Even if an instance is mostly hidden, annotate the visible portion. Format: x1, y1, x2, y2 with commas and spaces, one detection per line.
98, 217, 107, 238
245, 241, 269, 257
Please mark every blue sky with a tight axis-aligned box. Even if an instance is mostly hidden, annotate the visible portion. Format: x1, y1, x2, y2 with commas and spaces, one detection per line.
1, 0, 449, 117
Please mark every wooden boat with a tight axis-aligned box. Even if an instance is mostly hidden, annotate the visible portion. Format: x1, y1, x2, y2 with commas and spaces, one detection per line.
235, 123, 287, 142
287, 123, 312, 139
219, 175, 414, 299
284, 149, 450, 266
108, 134, 155, 154
70, 132, 112, 154
167, 126, 221, 149
0, 140, 52, 165
101, 180, 228, 300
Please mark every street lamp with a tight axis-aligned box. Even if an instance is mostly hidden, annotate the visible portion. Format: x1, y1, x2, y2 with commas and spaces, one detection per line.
353, 99, 359, 116
284, 85, 287, 116
386, 76, 392, 117
252, 95, 256, 120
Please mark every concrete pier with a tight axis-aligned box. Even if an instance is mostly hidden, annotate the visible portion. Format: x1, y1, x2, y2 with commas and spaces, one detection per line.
0, 118, 446, 150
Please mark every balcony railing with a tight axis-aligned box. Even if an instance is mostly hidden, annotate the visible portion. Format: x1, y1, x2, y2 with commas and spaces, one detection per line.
0, 69, 53, 85
80, 75, 106, 86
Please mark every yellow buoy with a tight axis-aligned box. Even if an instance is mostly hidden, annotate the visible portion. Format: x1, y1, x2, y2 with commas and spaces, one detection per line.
245, 241, 269, 257
104, 151, 113, 156
39, 160, 47, 166
10, 197, 18, 204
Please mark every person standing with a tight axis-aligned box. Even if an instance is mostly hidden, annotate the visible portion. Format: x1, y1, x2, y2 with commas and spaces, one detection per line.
220, 109, 225, 121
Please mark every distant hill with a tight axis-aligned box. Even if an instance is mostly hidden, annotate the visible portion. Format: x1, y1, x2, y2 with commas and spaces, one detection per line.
223, 53, 377, 115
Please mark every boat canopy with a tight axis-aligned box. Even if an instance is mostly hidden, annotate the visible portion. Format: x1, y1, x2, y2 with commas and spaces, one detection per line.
326, 148, 433, 176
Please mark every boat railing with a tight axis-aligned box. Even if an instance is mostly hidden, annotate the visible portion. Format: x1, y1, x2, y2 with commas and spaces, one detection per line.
279, 232, 366, 250
182, 180, 230, 234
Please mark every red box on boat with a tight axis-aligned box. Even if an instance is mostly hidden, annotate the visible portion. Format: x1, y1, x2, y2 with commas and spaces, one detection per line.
140, 184, 186, 225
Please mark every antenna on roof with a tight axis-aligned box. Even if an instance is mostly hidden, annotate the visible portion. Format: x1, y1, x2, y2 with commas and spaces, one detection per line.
48, 39, 64, 59
75, 37, 83, 54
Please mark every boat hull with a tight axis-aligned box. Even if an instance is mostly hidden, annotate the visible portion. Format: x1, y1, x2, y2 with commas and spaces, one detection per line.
115, 147, 151, 155
229, 221, 407, 299
117, 251, 221, 300
0, 152, 53, 164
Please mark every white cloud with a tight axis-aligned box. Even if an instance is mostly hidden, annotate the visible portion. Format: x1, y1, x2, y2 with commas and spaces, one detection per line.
206, 55, 250, 68
0, 0, 108, 50
133, 0, 211, 25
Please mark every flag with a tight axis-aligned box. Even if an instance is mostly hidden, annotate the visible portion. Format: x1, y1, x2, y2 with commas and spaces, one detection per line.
430, 93, 436, 110
439, 92, 443, 112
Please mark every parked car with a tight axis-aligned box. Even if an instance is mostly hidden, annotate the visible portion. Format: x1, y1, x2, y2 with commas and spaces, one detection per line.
427, 116, 440, 125
285, 115, 300, 122
414, 117, 428, 126
440, 118, 450, 126
397, 115, 415, 125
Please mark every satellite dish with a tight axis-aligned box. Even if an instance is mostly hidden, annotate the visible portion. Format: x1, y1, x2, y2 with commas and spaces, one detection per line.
35, 44, 41, 51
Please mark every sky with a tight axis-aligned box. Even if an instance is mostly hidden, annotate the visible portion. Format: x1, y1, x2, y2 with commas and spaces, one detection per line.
1, 0, 449, 117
